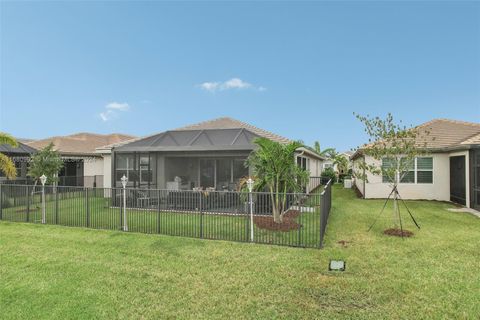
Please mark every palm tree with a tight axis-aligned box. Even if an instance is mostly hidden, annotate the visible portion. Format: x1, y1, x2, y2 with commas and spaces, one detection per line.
247, 138, 309, 223
313, 141, 336, 158
333, 154, 349, 175
0, 133, 18, 179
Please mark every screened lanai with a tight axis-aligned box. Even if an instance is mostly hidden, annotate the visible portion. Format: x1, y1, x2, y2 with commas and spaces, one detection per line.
112, 128, 254, 190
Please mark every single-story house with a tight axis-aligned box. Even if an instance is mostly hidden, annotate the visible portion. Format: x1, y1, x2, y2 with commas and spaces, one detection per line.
100, 117, 325, 192
27, 133, 134, 187
351, 119, 480, 210
0, 141, 37, 183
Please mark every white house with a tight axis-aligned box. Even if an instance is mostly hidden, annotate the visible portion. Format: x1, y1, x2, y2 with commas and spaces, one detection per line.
351, 119, 480, 210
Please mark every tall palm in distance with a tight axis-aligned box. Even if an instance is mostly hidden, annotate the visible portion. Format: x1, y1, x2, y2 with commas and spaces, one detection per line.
313, 141, 336, 158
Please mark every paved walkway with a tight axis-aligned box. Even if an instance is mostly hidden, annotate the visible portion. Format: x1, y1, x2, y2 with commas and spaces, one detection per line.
447, 207, 480, 218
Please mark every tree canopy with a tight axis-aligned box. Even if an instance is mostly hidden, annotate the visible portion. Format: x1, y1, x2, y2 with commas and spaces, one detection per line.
28, 142, 64, 185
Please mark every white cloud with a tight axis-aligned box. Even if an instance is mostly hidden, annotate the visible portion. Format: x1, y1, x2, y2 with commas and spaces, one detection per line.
199, 82, 220, 92
223, 78, 251, 89
106, 102, 130, 111
99, 102, 130, 122
197, 78, 265, 92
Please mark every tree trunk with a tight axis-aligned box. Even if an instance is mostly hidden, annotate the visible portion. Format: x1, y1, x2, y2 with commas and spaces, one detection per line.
393, 165, 400, 228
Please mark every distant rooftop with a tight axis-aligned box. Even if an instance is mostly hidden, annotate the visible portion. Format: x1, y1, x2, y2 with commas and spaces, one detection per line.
28, 133, 135, 156
0, 141, 36, 154
351, 118, 480, 159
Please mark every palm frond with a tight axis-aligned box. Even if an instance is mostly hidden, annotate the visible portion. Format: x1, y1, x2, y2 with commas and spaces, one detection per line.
0, 132, 18, 148
0, 153, 17, 179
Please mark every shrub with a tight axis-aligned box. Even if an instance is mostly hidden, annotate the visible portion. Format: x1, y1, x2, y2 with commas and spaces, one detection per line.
321, 167, 336, 183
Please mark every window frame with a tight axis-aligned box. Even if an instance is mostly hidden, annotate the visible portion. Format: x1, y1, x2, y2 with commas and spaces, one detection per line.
381, 156, 433, 185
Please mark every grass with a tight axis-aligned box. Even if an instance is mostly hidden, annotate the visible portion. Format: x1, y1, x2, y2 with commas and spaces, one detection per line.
1, 185, 479, 319
0, 191, 322, 247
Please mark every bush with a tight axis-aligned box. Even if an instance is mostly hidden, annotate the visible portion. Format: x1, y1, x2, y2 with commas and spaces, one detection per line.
321, 167, 336, 183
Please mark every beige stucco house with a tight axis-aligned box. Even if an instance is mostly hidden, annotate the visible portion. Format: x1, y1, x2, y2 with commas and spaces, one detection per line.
28, 133, 134, 187
351, 119, 480, 210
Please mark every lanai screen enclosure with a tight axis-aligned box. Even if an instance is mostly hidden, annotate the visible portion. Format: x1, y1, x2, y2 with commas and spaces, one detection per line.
112, 128, 253, 190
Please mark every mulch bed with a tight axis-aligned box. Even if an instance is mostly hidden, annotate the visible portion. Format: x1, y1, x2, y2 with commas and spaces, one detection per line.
253, 209, 301, 232
383, 228, 414, 237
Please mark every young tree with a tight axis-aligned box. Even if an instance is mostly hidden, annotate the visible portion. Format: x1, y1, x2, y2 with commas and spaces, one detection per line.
246, 138, 309, 223
0, 133, 18, 179
28, 142, 64, 188
353, 113, 432, 229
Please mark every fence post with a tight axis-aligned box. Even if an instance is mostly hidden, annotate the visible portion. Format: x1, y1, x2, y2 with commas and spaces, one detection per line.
0, 184, 3, 220
41, 185, 46, 224
156, 189, 161, 234
297, 194, 302, 247
55, 189, 59, 224
26, 185, 30, 222
319, 191, 324, 248
86, 188, 90, 228
199, 191, 203, 239
123, 187, 128, 231
119, 190, 123, 230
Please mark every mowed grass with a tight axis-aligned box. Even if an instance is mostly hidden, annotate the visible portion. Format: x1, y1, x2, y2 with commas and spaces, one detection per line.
1, 186, 479, 319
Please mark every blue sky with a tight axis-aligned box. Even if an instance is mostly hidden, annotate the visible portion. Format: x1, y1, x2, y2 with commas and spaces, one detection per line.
1, 1, 479, 151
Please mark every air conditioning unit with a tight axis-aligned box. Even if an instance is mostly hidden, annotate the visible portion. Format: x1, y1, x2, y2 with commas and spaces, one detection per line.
344, 178, 352, 189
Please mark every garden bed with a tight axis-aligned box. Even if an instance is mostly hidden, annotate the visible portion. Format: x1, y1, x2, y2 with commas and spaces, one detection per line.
253, 209, 301, 232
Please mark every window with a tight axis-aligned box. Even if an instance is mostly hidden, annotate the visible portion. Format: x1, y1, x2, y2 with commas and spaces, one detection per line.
115, 154, 134, 185
139, 155, 152, 184
416, 157, 433, 183
382, 158, 395, 183
400, 158, 415, 183
382, 157, 433, 184
297, 156, 308, 170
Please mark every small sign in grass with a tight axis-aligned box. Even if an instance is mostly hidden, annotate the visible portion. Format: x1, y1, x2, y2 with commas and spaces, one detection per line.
329, 260, 346, 271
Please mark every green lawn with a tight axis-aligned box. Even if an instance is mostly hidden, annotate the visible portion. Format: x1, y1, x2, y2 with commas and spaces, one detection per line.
1, 186, 479, 319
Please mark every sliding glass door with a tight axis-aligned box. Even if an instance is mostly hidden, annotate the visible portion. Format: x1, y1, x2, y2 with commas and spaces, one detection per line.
200, 159, 215, 188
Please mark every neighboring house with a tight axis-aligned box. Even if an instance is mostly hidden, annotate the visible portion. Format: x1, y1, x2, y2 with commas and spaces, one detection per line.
0, 141, 36, 183
101, 117, 325, 191
351, 119, 480, 210
322, 151, 353, 174
27, 133, 134, 187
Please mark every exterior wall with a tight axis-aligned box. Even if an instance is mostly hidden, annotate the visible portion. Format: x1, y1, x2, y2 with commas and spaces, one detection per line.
101, 154, 112, 189
83, 157, 103, 176
362, 154, 450, 202
449, 150, 470, 208
352, 156, 365, 197
83, 156, 105, 188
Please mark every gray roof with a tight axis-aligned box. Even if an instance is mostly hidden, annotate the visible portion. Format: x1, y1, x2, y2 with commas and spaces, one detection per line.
176, 117, 291, 144
115, 128, 261, 152
0, 141, 37, 154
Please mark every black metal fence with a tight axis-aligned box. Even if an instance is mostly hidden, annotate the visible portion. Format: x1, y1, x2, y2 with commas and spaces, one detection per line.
307, 176, 331, 194
319, 180, 332, 247
0, 181, 333, 248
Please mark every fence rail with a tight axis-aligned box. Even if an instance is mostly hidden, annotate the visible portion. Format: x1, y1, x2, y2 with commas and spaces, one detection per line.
0, 181, 332, 248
